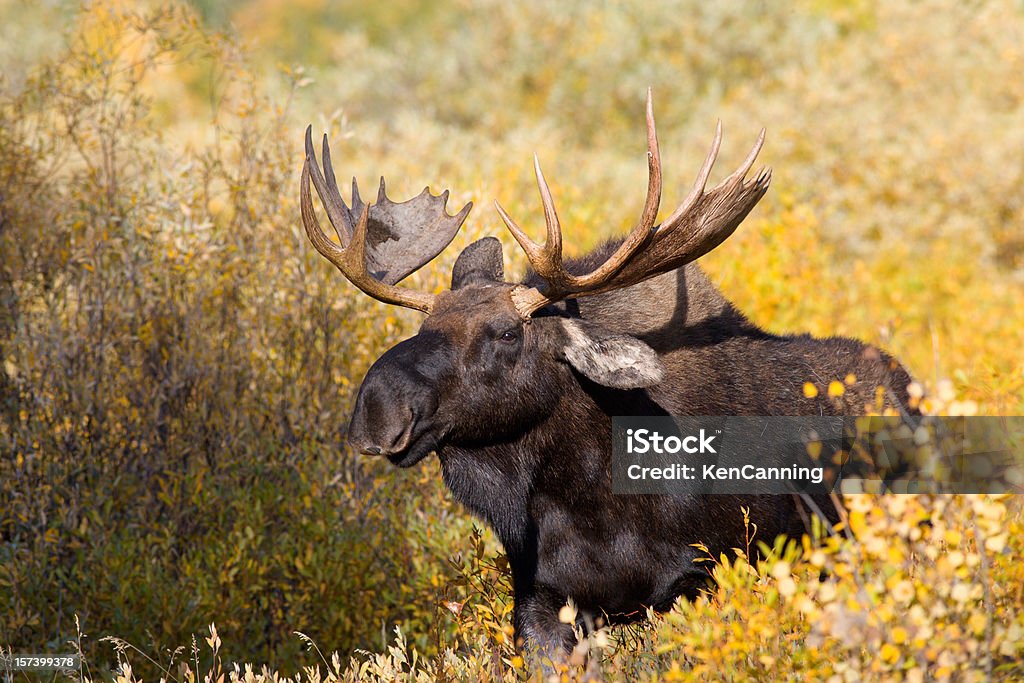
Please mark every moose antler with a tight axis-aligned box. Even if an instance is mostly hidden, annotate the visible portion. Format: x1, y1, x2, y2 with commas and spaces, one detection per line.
300, 126, 472, 313
498, 89, 771, 317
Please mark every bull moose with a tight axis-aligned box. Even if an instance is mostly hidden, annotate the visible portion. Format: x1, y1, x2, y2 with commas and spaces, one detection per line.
298, 91, 914, 656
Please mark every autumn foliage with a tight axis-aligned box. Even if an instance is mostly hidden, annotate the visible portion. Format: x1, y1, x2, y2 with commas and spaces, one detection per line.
1, 1, 1022, 680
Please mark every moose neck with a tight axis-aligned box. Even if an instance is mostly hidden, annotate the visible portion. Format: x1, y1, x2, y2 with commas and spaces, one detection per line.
436, 376, 656, 556
432, 263, 735, 556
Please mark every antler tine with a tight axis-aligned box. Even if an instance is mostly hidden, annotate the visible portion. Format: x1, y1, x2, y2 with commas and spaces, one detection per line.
320, 133, 355, 244
300, 142, 436, 314
494, 150, 576, 287
660, 119, 722, 232
301, 157, 346, 266
637, 87, 664, 233
722, 127, 765, 188
494, 200, 546, 264
492, 153, 570, 285
304, 127, 355, 245
532, 155, 564, 277
570, 87, 662, 289
347, 198, 372, 276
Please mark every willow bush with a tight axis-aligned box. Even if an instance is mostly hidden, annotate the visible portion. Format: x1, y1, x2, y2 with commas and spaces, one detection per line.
0, 3, 477, 673
1, 0, 1023, 680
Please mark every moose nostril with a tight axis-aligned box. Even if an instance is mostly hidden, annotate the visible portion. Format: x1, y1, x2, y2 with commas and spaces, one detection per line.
362, 445, 383, 456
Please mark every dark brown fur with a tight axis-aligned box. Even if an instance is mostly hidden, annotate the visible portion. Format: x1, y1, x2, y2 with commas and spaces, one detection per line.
347, 236, 915, 656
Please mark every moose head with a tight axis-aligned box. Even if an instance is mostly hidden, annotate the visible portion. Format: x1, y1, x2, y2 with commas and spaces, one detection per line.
300, 91, 770, 470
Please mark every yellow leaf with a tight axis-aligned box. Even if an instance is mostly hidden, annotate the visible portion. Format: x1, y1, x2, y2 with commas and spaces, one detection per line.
985, 534, 1007, 553
892, 580, 915, 604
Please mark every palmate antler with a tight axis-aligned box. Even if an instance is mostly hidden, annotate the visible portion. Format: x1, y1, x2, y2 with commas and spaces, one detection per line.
498, 89, 771, 317
300, 126, 472, 313
300, 91, 770, 318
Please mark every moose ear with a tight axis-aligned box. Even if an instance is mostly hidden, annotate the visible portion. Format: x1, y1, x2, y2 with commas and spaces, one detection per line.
559, 319, 665, 389
452, 237, 505, 289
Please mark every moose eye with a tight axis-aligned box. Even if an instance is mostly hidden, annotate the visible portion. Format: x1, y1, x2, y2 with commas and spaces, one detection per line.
498, 329, 519, 343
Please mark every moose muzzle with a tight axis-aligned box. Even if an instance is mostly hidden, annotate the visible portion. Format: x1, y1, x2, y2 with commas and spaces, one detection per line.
348, 332, 446, 467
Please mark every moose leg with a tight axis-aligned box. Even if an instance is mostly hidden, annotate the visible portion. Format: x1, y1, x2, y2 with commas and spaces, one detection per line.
513, 584, 577, 661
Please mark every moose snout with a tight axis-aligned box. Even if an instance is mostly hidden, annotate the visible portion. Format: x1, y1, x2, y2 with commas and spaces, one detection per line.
347, 335, 445, 462
348, 398, 418, 457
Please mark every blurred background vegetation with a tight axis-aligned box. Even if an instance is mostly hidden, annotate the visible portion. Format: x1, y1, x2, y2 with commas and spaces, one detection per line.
1, 0, 1022, 680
